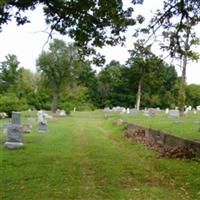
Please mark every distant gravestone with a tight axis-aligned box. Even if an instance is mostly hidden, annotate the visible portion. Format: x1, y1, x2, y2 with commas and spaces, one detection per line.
168, 110, 179, 117
148, 108, 157, 117
4, 112, 24, 149
59, 110, 66, 116
37, 110, 48, 132
126, 108, 130, 114
129, 109, 139, 115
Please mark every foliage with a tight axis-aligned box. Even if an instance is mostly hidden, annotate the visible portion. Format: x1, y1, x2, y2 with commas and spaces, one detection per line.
0, 54, 21, 93
0, 0, 144, 65
0, 93, 28, 116
186, 84, 200, 107
37, 39, 79, 112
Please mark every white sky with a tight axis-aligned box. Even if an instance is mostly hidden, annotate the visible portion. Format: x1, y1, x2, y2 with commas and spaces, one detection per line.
0, 0, 199, 84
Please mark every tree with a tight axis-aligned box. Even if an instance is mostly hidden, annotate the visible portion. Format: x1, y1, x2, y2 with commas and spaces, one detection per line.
127, 41, 163, 110
37, 39, 79, 112
186, 84, 200, 108
0, 54, 21, 94
145, 0, 200, 116
97, 60, 131, 108
0, 0, 144, 64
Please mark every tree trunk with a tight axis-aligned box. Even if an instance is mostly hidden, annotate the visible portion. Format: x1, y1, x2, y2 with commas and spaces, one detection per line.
136, 79, 142, 111
178, 26, 190, 117
178, 56, 187, 117
51, 88, 59, 113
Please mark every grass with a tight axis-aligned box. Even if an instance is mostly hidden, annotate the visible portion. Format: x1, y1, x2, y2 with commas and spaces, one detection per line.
0, 111, 200, 200
113, 111, 200, 141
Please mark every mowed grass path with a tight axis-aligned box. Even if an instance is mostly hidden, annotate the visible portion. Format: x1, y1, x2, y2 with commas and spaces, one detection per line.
1, 111, 200, 200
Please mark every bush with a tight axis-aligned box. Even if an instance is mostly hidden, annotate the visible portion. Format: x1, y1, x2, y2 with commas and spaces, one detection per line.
0, 93, 28, 117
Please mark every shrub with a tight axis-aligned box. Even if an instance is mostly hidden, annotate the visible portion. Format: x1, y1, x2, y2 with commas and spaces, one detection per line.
0, 93, 28, 117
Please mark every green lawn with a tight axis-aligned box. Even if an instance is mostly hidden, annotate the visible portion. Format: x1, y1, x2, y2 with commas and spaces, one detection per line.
115, 111, 200, 141
1, 111, 200, 200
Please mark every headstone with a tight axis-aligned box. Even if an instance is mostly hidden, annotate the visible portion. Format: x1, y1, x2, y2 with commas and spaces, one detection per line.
168, 109, 179, 117
73, 107, 76, 112
196, 105, 200, 111
37, 110, 48, 132
38, 122, 48, 132
12, 112, 21, 124
59, 110, 66, 116
129, 108, 139, 115
165, 108, 169, 114
148, 108, 157, 117
188, 106, 192, 111
4, 112, 24, 149
126, 108, 130, 114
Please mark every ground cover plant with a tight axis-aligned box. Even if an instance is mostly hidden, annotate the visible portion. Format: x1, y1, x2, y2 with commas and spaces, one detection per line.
1, 111, 200, 200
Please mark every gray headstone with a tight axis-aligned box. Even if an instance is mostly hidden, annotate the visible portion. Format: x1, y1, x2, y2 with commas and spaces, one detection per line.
11, 112, 21, 124
168, 110, 179, 117
4, 112, 24, 149
38, 122, 48, 132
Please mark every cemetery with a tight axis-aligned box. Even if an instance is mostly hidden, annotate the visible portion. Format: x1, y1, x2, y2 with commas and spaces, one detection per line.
1, 0, 200, 199
1, 110, 200, 200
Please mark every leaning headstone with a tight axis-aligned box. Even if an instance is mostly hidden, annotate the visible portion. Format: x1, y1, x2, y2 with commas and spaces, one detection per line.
4, 112, 24, 149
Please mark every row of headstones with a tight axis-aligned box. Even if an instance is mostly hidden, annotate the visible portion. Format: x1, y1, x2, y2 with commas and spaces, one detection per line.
4, 111, 49, 149
104, 107, 178, 117
104, 106, 200, 117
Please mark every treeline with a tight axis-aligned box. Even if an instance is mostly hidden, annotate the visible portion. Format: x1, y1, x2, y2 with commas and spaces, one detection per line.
0, 40, 200, 114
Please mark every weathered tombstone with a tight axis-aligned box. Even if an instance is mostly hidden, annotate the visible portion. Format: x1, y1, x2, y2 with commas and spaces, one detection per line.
37, 110, 48, 132
168, 109, 179, 118
4, 112, 24, 149
129, 108, 139, 115
165, 108, 169, 114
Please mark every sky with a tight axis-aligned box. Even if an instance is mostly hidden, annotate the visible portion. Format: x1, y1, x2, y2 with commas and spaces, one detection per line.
0, 0, 199, 84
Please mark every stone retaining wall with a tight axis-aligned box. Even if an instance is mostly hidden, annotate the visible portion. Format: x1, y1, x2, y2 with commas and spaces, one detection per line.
126, 123, 200, 157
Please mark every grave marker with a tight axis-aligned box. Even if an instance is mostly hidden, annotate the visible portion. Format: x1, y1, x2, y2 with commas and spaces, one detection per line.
4, 112, 24, 149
